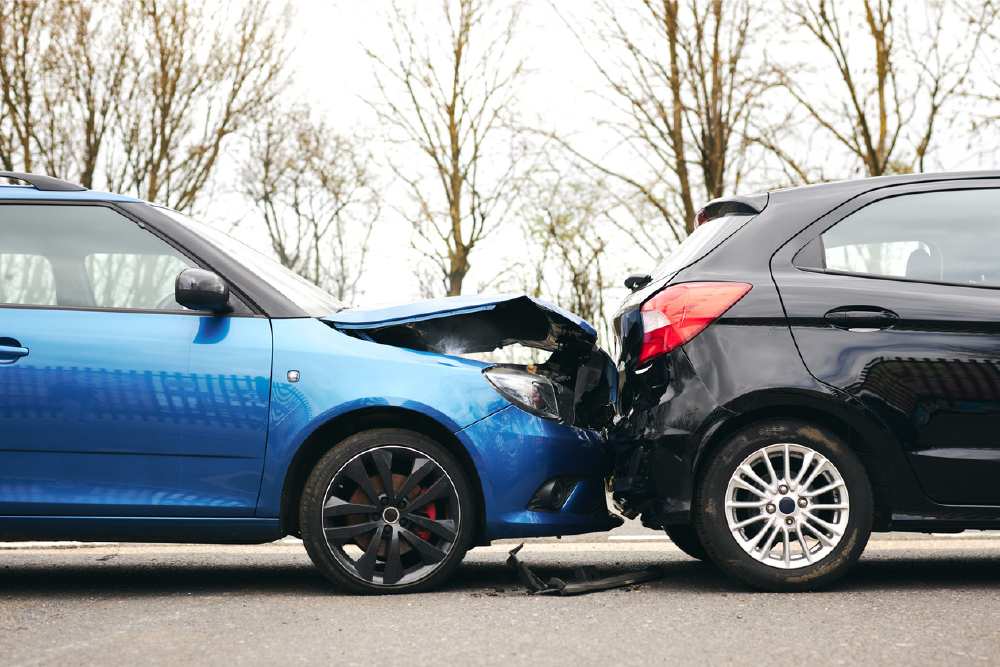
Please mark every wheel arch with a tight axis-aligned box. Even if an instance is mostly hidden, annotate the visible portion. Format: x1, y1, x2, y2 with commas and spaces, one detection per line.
692, 399, 893, 531
278, 406, 489, 545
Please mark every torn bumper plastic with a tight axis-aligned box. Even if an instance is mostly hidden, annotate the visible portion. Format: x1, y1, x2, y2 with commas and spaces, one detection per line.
506, 544, 664, 595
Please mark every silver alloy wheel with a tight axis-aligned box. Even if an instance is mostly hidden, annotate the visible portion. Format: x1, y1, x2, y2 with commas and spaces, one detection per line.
724, 443, 850, 569
322, 445, 461, 587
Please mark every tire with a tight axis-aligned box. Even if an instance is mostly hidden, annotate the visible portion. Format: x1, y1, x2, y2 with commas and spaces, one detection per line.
693, 419, 872, 592
663, 525, 710, 561
300, 428, 475, 594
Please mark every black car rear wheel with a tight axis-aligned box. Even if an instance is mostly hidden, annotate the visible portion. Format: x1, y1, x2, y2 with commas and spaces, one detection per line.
300, 429, 475, 594
694, 419, 872, 591
663, 525, 710, 561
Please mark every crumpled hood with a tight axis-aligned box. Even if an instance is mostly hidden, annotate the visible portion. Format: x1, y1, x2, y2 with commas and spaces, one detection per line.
323, 294, 597, 355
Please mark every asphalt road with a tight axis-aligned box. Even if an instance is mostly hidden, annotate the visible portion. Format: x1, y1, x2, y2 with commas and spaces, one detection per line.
1, 530, 998, 666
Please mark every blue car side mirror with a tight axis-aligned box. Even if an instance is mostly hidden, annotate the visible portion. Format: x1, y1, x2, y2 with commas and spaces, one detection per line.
175, 268, 231, 313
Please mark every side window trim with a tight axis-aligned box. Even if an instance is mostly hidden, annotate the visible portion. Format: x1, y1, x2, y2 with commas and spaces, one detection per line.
796, 265, 1000, 292
788, 182, 1000, 290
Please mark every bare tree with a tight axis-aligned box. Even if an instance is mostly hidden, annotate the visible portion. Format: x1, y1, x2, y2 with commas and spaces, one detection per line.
108, 0, 291, 211
2, 0, 291, 207
2, 0, 135, 187
529, 178, 609, 334
0, 0, 122, 183
777, 0, 993, 178
497, 156, 614, 341
554, 0, 774, 256
364, 0, 528, 296
241, 105, 380, 304
0, 0, 53, 174
47, 0, 135, 188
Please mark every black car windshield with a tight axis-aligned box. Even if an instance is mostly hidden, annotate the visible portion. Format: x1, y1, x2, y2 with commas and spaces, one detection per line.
155, 206, 347, 316
651, 213, 758, 280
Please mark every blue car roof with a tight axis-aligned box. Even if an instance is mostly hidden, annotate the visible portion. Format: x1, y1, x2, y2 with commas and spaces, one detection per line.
0, 185, 143, 202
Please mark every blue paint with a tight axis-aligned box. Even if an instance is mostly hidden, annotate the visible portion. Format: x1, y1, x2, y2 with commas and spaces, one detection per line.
455, 406, 619, 539
1, 307, 617, 540
324, 293, 597, 336
0, 185, 141, 202
256, 318, 508, 517
0, 308, 272, 517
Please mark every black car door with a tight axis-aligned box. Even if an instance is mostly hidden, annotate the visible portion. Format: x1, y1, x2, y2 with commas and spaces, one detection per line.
771, 181, 1000, 506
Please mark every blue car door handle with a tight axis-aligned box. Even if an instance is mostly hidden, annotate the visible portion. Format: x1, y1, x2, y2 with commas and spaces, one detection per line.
0, 343, 29, 364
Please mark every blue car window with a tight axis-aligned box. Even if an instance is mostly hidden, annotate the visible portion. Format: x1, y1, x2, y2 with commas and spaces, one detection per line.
0, 253, 56, 305
0, 204, 198, 309
85, 253, 192, 310
153, 206, 347, 315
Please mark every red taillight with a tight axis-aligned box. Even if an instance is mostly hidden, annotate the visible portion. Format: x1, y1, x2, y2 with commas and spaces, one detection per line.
638, 282, 752, 366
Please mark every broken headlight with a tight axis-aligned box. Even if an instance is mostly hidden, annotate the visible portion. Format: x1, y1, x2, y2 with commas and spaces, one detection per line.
483, 367, 574, 425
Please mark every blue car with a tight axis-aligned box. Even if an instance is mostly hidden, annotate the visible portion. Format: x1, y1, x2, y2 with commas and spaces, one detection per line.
0, 172, 620, 593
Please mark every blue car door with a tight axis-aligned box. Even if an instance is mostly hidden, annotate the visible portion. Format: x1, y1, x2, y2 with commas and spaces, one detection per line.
0, 203, 272, 517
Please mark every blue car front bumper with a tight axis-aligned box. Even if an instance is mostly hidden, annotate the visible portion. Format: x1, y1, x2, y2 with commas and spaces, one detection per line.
457, 406, 622, 541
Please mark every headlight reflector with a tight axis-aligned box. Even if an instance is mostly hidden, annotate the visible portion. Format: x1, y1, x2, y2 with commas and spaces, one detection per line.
483, 367, 572, 424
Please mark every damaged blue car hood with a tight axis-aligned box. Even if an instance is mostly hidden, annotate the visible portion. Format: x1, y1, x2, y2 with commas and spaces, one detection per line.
323, 294, 597, 355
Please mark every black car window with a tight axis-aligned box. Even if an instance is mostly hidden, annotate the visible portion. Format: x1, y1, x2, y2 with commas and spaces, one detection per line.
816, 189, 1000, 287
0, 204, 198, 309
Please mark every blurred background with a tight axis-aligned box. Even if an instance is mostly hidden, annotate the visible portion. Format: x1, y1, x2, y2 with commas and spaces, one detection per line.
3, 0, 998, 347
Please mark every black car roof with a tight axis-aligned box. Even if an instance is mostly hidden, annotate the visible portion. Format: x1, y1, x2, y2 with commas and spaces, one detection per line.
765, 170, 1000, 205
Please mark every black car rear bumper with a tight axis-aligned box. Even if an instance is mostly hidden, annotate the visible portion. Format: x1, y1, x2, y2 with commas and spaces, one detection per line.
608, 345, 732, 528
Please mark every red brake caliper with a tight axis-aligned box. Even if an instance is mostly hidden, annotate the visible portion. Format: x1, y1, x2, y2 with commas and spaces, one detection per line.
413, 488, 436, 541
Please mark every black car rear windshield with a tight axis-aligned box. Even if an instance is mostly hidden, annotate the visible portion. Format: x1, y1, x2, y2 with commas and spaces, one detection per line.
651, 213, 758, 280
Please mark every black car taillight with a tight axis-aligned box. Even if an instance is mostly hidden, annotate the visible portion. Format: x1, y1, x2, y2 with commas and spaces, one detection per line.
638, 282, 752, 366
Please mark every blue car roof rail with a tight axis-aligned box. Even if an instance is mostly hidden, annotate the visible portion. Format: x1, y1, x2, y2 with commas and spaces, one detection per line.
0, 171, 87, 192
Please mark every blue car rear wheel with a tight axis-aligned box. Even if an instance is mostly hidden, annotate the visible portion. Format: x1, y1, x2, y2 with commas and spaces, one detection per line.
300, 429, 475, 594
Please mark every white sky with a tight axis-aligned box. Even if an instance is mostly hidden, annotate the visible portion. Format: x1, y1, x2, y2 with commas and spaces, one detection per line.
218, 0, 614, 307
211, 0, 1000, 320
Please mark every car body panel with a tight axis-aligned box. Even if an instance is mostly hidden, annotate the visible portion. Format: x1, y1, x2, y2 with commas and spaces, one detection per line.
771, 179, 1000, 506
0, 307, 272, 517
325, 293, 595, 333
0, 185, 142, 203
456, 405, 620, 539
257, 316, 507, 518
324, 294, 598, 354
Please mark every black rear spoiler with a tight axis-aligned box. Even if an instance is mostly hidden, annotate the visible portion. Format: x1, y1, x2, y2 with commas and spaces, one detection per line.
696, 193, 767, 227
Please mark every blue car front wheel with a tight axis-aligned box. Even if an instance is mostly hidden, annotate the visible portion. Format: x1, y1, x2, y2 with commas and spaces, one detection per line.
300, 428, 475, 594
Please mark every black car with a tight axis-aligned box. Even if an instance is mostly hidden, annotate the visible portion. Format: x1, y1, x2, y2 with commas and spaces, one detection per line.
610, 171, 1000, 591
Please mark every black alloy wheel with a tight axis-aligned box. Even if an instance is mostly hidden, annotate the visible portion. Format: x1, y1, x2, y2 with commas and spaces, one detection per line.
694, 419, 873, 592
300, 429, 475, 594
